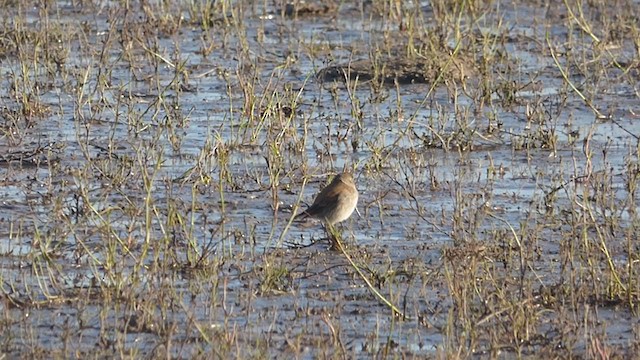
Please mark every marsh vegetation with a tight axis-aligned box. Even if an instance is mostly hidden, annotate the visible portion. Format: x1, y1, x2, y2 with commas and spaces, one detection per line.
0, 0, 639, 358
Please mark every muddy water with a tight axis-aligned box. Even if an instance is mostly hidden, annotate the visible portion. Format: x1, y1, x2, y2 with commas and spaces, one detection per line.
1, 1, 639, 358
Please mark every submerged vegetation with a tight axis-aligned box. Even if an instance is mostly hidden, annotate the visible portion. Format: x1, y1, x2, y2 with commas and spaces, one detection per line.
0, 0, 639, 358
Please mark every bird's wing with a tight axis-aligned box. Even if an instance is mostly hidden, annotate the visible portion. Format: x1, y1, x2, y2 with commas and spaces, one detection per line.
312, 184, 342, 206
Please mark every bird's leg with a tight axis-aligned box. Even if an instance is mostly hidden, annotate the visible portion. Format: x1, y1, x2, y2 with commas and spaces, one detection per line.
325, 223, 344, 251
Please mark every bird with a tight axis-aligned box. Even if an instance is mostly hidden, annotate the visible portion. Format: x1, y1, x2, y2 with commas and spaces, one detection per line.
296, 172, 358, 226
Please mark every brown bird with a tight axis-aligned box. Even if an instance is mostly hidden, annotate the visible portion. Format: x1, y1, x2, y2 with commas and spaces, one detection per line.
296, 172, 358, 225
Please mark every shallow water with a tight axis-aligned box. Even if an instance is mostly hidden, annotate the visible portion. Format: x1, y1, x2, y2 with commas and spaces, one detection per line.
1, 0, 640, 358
